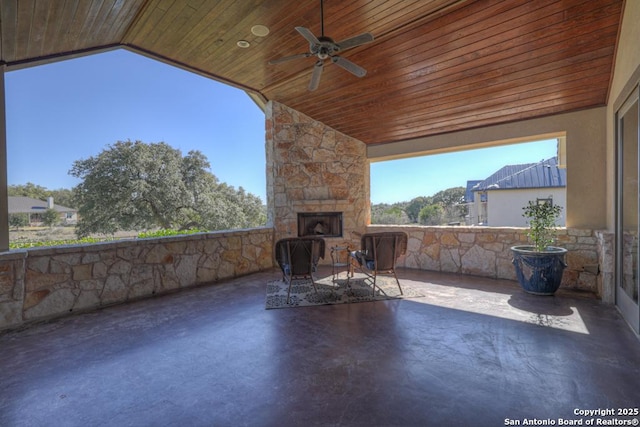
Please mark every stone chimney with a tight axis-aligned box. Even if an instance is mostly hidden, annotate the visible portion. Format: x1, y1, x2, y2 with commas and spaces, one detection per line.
47, 197, 54, 209
266, 101, 369, 249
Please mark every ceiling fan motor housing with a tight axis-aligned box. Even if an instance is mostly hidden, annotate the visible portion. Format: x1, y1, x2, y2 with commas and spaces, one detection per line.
312, 36, 339, 59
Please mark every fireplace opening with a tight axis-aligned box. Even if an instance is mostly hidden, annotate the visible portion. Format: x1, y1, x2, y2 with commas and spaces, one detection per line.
298, 212, 343, 238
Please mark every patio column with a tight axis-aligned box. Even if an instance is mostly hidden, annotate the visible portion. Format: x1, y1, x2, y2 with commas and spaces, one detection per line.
0, 64, 8, 252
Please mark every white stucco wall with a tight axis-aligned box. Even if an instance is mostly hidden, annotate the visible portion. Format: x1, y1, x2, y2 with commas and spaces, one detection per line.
485, 188, 566, 227
606, 0, 640, 231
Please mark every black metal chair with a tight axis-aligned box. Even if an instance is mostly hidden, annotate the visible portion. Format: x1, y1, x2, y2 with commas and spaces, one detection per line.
349, 232, 407, 296
274, 237, 325, 303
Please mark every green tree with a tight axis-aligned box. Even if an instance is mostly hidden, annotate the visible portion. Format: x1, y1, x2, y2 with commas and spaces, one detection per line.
405, 196, 431, 223
232, 186, 267, 228
9, 213, 29, 229
432, 186, 468, 224
48, 188, 76, 209
42, 208, 60, 227
432, 187, 465, 206
8, 182, 49, 200
418, 204, 444, 225
371, 204, 410, 224
69, 140, 265, 237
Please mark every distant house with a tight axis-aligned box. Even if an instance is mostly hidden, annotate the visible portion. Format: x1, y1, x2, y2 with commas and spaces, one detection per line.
8, 197, 78, 226
466, 157, 566, 227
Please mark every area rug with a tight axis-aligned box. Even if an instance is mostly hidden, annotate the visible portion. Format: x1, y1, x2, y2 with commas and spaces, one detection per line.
265, 274, 425, 309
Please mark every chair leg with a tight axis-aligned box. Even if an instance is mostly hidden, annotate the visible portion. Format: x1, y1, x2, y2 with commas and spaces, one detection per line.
285, 274, 293, 304
349, 256, 355, 278
371, 272, 377, 296
309, 276, 318, 294
392, 270, 403, 295
345, 256, 356, 292
286, 275, 319, 304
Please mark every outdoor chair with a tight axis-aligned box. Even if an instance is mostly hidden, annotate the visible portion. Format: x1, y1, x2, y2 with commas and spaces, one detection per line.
349, 232, 407, 296
275, 237, 326, 303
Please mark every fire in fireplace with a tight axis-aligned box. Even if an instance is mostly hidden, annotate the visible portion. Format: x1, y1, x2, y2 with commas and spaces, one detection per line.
298, 212, 343, 238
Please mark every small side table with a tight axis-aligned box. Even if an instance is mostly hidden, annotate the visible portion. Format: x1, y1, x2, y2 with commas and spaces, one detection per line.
330, 245, 351, 282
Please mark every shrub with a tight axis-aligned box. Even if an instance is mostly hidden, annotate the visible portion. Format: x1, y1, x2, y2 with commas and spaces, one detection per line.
522, 200, 562, 251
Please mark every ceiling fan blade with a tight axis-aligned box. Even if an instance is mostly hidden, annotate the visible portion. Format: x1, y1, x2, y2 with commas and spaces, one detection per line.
336, 32, 374, 51
269, 52, 311, 65
331, 56, 367, 77
309, 61, 324, 91
295, 26, 320, 45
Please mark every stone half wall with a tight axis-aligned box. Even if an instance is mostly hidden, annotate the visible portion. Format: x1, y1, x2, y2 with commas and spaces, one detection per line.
367, 225, 613, 300
0, 228, 273, 331
0, 224, 616, 332
266, 101, 369, 251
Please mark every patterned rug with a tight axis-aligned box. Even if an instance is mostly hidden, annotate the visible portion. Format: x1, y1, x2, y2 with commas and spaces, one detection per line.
265, 274, 425, 309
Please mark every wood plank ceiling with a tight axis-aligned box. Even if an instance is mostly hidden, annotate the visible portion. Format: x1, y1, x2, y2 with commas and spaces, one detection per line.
0, 0, 624, 146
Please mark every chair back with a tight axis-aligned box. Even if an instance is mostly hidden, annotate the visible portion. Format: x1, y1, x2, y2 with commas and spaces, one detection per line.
360, 232, 407, 271
275, 237, 325, 276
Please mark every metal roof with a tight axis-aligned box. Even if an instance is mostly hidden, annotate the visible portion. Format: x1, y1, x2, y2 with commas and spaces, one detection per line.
464, 180, 482, 203
472, 157, 566, 192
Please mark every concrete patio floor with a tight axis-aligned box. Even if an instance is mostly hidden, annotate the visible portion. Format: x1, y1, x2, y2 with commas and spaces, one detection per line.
1, 267, 639, 427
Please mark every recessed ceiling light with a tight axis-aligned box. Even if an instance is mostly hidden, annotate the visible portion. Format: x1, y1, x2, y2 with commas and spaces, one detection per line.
237, 40, 250, 48
251, 25, 270, 37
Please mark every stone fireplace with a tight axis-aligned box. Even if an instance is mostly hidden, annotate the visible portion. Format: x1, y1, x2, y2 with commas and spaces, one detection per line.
266, 101, 370, 256
298, 212, 343, 238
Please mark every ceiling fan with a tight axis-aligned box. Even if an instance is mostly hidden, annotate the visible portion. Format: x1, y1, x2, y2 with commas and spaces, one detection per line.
268, 0, 374, 91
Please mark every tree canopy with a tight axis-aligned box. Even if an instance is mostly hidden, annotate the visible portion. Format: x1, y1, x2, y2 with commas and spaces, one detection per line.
9, 213, 29, 229
371, 186, 467, 226
371, 203, 411, 225
69, 140, 265, 237
42, 208, 60, 228
8, 182, 75, 208
418, 204, 444, 225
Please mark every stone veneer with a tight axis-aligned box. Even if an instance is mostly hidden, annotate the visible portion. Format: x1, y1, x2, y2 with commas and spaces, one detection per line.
369, 225, 613, 300
0, 224, 616, 332
266, 101, 369, 250
0, 228, 273, 331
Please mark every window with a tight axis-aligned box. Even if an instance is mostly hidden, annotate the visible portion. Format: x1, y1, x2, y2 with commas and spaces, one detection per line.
615, 80, 640, 333
370, 139, 562, 227
6, 50, 266, 247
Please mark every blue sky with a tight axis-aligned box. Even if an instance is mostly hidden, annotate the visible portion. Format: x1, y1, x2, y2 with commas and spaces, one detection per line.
6, 49, 266, 199
5, 49, 557, 205
370, 140, 558, 204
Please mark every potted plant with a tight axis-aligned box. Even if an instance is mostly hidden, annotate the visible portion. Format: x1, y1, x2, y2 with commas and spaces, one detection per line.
511, 200, 567, 295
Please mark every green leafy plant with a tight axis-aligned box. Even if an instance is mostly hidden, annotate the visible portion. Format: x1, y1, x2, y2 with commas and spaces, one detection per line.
9, 228, 209, 250
137, 228, 206, 239
522, 200, 563, 252
9, 237, 108, 249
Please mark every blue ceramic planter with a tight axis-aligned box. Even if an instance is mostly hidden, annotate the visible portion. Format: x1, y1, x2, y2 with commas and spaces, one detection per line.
511, 245, 568, 295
